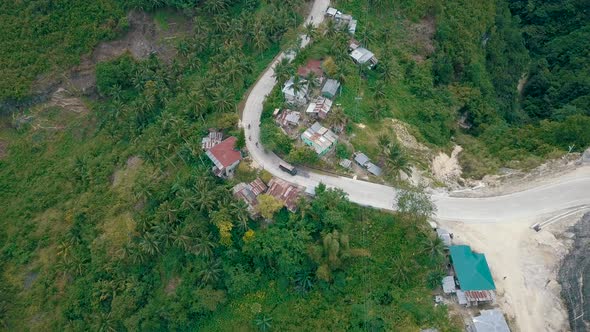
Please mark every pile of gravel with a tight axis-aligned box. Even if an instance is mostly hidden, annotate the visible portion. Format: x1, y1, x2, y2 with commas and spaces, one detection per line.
558, 212, 590, 332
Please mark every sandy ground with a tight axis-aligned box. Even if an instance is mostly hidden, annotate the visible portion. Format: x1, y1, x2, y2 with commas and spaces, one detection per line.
432, 145, 463, 185
439, 208, 587, 332
450, 154, 585, 198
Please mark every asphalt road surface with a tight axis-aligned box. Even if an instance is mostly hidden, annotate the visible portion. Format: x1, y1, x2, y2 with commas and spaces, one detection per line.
242, 0, 590, 224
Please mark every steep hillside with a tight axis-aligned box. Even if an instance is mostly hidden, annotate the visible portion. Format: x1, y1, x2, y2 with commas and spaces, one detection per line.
0, 1, 458, 331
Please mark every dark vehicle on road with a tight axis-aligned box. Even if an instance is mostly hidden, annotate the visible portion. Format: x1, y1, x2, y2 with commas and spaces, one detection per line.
279, 162, 297, 175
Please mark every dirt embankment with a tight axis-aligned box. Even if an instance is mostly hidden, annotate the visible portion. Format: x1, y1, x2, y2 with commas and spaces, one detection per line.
3, 10, 189, 115
559, 212, 590, 332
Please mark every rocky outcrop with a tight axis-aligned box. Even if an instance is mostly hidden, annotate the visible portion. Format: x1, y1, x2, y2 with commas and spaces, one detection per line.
558, 212, 590, 332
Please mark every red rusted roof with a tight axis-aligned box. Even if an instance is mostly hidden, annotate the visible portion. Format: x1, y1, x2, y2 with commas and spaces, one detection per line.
206, 137, 241, 168
250, 178, 268, 196
297, 59, 323, 78
464, 290, 495, 303
267, 178, 300, 212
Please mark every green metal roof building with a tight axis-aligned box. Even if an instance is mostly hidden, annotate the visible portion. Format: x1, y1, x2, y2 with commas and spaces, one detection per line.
449, 245, 496, 291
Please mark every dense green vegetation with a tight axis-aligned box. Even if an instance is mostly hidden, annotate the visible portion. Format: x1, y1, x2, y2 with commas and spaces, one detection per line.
2, 0, 586, 329
0, 1, 457, 331
0, 1, 127, 102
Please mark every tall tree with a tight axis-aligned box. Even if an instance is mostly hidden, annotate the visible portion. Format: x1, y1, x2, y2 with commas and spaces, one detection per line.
256, 194, 283, 220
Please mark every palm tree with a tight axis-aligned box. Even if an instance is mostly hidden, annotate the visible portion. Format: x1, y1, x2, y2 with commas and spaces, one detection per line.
189, 89, 207, 122
177, 188, 196, 212
273, 58, 293, 83
152, 222, 174, 248
389, 253, 413, 287
230, 200, 250, 232
304, 22, 316, 40
377, 134, 391, 150
291, 75, 306, 97
372, 80, 386, 100
171, 225, 191, 251
204, 0, 229, 15
212, 87, 234, 112
253, 28, 269, 51
139, 232, 161, 256
422, 236, 445, 258
194, 180, 216, 213
386, 144, 412, 179
177, 40, 191, 57
156, 200, 177, 224
323, 19, 337, 38
305, 71, 320, 91
254, 314, 273, 332
326, 105, 347, 131
294, 270, 315, 294
198, 258, 223, 285
92, 311, 116, 332
192, 232, 216, 258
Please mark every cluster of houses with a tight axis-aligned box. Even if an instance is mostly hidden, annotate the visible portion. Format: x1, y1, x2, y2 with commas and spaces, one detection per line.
233, 177, 301, 216
435, 228, 511, 332
274, 6, 380, 164
202, 130, 242, 178
326, 7, 357, 35
325, 6, 378, 69
280, 58, 341, 157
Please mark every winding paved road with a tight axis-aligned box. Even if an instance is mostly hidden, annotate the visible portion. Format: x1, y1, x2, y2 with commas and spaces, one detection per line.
242, 0, 590, 224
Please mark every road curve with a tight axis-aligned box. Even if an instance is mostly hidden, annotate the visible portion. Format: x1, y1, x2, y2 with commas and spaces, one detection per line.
241, 0, 590, 223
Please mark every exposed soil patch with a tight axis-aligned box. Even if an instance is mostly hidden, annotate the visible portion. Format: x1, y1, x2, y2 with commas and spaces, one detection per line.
432, 145, 463, 186
21, 9, 191, 114
559, 212, 590, 332
112, 156, 143, 187
451, 154, 585, 198
390, 119, 429, 152
406, 15, 436, 63
66, 10, 188, 95
48, 88, 88, 113
165, 277, 181, 295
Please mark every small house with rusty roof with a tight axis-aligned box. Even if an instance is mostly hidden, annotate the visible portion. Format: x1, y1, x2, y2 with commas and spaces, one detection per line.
205, 137, 242, 178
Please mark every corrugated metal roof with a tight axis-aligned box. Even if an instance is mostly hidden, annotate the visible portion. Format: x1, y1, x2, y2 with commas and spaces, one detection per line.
442, 276, 456, 294
456, 290, 468, 305
354, 152, 370, 166
206, 137, 241, 169
339, 159, 352, 168
202, 131, 223, 150
465, 290, 495, 303
366, 162, 382, 176
351, 47, 374, 63
249, 178, 268, 196
267, 178, 300, 212
471, 309, 510, 332
437, 228, 452, 247
450, 245, 496, 291
321, 79, 341, 97
301, 122, 337, 155
326, 7, 339, 16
